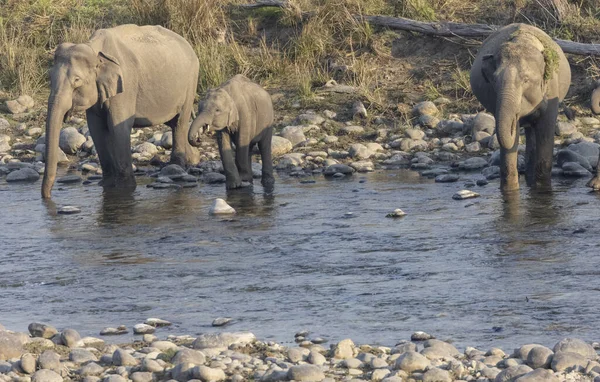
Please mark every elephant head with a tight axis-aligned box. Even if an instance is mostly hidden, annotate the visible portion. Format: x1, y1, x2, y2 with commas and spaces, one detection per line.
481, 33, 551, 150
591, 80, 600, 115
42, 43, 123, 199
188, 89, 238, 147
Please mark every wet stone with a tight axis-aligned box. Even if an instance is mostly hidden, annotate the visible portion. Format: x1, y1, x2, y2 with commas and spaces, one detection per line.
452, 190, 480, 200
411, 332, 434, 341
57, 175, 82, 184
100, 326, 128, 336
58, 206, 81, 215
133, 324, 155, 334
6, 168, 40, 182
212, 317, 232, 327
209, 199, 236, 215
324, 164, 355, 176
29, 323, 58, 339
562, 162, 590, 177
434, 174, 459, 183
145, 318, 171, 327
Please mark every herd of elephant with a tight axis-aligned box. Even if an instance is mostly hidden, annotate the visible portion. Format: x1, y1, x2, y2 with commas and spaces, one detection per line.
39, 22, 600, 199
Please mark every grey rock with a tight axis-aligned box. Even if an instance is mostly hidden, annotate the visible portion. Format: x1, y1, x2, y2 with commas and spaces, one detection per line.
465, 141, 481, 153
494, 365, 533, 382
482, 166, 501, 180
405, 128, 425, 140
61, 329, 81, 348
324, 164, 355, 176
348, 143, 372, 160
59, 127, 86, 155
308, 351, 326, 366
434, 174, 459, 183
515, 369, 559, 382
0, 118, 10, 131
472, 112, 495, 135
419, 115, 441, 129
556, 121, 577, 136
172, 348, 206, 365
209, 198, 236, 215
192, 332, 256, 350
211, 317, 232, 327
342, 358, 363, 369
133, 324, 155, 334
526, 346, 553, 369
142, 358, 163, 373
411, 331, 434, 341
281, 126, 307, 146
6, 168, 40, 182
29, 323, 58, 339
551, 351, 586, 372
553, 338, 596, 359
103, 376, 127, 382
460, 157, 488, 170
57, 175, 82, 184
32, 369, 62, 382
134, 142, 158, 156
160, 131, 173, 149
437, 119, 464, 135
79, 362, 105, 377
70, 348, 98, 363
160, 164, 187, 177
20, 353, 36, 374
296, 112, 325, 125
6, 95, 34, 114
422, 368, 452, 382
100, 326, 128, 336
39, 350, 60, 370
474, 131, 492, 142
288, 347, 308, 363
567, 141, 600, 166
422, 339, 460, 358
287, 364, 325, 382
556, 149, 592, 171
271, 136, 293, 156
393, 351, 430, 373
453, 189, 480, 200
392, 343, 418, 355
413, 101, 438, 116
350, 160, 374, 172
333, 338, 355, 359
340, 125, 365, 135
145, 318, 172, 327
202, 172, 226, 184
562, 162, 590, 177
352, 101, 367, 119
130, 372, 154, 382
0, 331, 23, 360
193, 366, 226, 382
112, 349, 138, 366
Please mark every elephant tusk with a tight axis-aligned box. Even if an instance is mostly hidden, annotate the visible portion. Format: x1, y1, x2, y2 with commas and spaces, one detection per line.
205, 124, 210, 133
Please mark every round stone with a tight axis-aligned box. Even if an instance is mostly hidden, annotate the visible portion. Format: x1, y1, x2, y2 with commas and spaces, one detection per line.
287, 364, 325, 382
209, 199, 235, 215
393, 351, 430, 373
57, 175, 82, 184
133, 324, 155, 334
526, 346, 553, 369
32, 369, 63, 382
58, 206, 81, 215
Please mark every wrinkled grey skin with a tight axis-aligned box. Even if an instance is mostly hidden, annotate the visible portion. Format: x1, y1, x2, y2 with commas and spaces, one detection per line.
189, 74, 274, 190
42, 24, 200, 199
587, 81, 600, 190
470, 23, 571, 192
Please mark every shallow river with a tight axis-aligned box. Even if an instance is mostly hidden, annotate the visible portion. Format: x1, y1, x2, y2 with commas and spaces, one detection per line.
1, 169, 600, 351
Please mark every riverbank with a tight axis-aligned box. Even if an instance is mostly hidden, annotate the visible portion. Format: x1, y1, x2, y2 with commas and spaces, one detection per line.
1, 321, 600, 382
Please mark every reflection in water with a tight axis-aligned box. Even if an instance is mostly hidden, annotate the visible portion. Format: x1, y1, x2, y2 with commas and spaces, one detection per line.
1, 172, 600, 350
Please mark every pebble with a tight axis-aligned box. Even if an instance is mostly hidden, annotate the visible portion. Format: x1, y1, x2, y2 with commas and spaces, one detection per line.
133, 324, 155, 334
209, 198, 236, 215
58, 206, 81, 215
453, 190, 480, 200
212, 317, 233, 327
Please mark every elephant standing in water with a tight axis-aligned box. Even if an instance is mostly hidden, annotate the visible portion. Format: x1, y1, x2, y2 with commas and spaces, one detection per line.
470, 23, 571, 191
42, 24, 200, 199
587, 82, 600, 190
188, 74, 274, 190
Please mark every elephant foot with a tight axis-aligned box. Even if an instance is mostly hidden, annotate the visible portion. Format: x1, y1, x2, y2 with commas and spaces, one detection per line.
100, 173, 136, 189
185, 146, 201, 166
587, 176, 600, 191
261, 175, 274, 187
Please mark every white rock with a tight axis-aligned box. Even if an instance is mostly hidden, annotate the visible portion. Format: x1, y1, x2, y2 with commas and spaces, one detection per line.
452, 190, 480, 200
209, 199, 236, 215
133, 324, 155, 334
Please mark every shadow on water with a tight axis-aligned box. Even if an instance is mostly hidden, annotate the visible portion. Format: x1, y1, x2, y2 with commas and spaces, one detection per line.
225, 185, 276, 217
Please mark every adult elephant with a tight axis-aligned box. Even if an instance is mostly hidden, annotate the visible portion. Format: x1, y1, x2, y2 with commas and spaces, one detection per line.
587, 81, 600, 190
41, 24, 200, 199
470, 23, 571, 191
188, 74, 274, 190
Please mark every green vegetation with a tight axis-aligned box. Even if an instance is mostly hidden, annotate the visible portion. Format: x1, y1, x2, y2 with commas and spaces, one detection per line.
0, 0, 598, 110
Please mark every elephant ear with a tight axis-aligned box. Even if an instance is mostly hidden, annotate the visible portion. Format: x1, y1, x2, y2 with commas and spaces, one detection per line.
481, 54, 496, 84
96, 51, 124, 105
226, 95, 239, 131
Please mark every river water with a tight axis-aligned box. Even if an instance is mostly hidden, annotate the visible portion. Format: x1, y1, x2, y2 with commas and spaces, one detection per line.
1, 169, 600, 351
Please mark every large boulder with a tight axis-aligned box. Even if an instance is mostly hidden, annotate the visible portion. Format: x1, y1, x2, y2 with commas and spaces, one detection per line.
29, 323, 58, 339
472, 112, 495, 135
567, 141, 599, 167
526, 346, 553, 369
281, 125, 307, 146
556, 149, 592, 171
393, 351, 430, 373
6, 168, 40, 182
5, 95, 35, 114
59, 127, 86, 155
552, 338, 596, 359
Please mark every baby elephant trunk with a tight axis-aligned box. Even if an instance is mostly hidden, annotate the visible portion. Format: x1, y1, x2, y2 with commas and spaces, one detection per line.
188, 115, 211, 147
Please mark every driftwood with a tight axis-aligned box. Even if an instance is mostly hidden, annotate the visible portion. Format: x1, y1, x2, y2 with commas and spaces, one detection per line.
238, 0, 600, 56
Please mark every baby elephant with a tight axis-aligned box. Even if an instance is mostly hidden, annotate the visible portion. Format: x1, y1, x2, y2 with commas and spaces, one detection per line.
189, 75, 274, 190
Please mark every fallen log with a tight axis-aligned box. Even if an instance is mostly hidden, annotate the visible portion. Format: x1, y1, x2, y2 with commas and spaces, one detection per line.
237, 1, 600, 56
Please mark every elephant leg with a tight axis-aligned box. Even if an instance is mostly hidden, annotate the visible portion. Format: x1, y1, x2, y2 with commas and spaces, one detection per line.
236, 143, 253, 183
258, 127, 274, 188
169, 98, 200, 167
86, 110, 112, 181
587, 154, 600, 190
102, 108, 136, 189
533, 99, 558, 190
500, 129, 520, 192
217, 131, 242, 189
524, 125, 536, 187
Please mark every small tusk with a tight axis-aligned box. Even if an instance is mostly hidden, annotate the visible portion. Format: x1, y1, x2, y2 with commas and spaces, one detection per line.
205, 124, 210, 133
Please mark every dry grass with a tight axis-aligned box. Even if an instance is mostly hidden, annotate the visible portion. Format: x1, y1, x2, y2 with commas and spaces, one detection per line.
0, 0, 599, 113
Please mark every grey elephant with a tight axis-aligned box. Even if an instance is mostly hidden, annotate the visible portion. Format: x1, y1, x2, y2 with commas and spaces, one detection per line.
470, 23, 571, 191
188, 74, 274, 190
42, 24, 200, 199
587, 81, 600, 189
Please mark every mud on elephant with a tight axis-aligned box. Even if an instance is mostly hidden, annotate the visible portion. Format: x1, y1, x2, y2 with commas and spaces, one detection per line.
42, 24, 200, 199
587, 81, 600, 190
470, 23, 571, 191
188, 74, 275, 190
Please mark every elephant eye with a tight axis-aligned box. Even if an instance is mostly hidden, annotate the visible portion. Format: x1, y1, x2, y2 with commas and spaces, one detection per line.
73, 77, 82, 86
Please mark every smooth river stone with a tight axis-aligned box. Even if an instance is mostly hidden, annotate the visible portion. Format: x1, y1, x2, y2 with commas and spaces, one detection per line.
209, 199, 235, 215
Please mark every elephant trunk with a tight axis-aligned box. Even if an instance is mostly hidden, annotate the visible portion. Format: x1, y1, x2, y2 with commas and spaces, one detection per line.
591, 85, 600, 115
188, 114, 211, 147
41, 91, 73, 199
496, 90, 519, 150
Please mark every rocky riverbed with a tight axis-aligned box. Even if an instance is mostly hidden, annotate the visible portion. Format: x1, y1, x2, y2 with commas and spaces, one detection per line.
1, 95, 599, 191
1, 322, 600, 382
